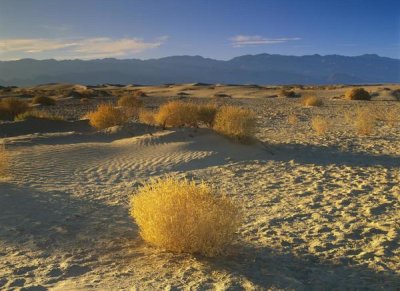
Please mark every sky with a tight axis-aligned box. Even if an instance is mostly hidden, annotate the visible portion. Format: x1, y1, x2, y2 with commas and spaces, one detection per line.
0, 0, 399, 60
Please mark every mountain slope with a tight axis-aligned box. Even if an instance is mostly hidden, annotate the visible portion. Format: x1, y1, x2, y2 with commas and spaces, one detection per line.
0, 54, 398, 86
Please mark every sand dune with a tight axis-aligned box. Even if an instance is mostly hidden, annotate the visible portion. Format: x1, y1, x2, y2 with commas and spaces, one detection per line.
0, 85, 399, 289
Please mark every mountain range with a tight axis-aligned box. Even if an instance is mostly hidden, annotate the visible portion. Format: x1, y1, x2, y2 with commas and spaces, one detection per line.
0, 54, 399, 86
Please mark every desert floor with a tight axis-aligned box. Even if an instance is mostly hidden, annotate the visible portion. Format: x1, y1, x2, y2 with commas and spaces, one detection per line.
0, 83, 399, 290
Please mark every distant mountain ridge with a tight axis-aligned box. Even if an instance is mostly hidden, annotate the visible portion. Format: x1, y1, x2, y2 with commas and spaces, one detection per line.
0, 53, 399, 86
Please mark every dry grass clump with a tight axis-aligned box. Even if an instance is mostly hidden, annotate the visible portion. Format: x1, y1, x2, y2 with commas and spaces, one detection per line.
0, 97, 29, 120
0, 142, 9, 177
344, 88, 371, 100
132, 90, 147, 97
196, 103, 217, 127
213, 106, 256, 143
391, 89, 400, 100
311, 116, 329, 135
31, 96, 56, 106
301, 96, 323, 107
287, 113, 299, 125
139, 109, 156, 125
80, 98, 90, 105
117, 95, 143, 118
15, 110, 64, 121
279, 89, 298, 98
354, 108, 375, 135
84, 104, 128, 129
130, 177, 241, 256
154, 101, 199, 129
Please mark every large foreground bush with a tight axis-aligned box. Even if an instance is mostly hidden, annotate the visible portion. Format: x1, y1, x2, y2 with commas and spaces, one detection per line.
130, 177, 241, 256
213, 106, 256, 143
0, 98, 29, 120
85, 104, 128, 129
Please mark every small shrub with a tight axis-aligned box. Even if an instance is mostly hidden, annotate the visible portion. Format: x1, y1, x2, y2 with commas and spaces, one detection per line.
287, 113, 299, 125
139, 109, 156, 125
0, 142, 8, 177
155, 101, 199, 129
355, 108, 375, 135
130, 177, 241, 256
117, 95, 143, 118
213, 93, 231, 98
301, 96, 323, 107
213, 106, 256, 143
84, 104, 128, 129
390, 89, 400, 100
279, 90, 297, 98
80, 98, 90, 105
15, 110, 64, 121
197, 103, 217, 127
31, 96, 56, 106
344, 88, 371, 100
132, 90, 147, 97
0, 98, 29, 120
311, 116, 329, 135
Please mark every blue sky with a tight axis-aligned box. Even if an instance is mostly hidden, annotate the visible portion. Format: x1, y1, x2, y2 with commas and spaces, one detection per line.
0, 0, 399, 60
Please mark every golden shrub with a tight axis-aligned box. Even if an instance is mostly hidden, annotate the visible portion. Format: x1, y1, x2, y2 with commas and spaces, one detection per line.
344, 88, 371, 100
139, 109, 156, 125
31, 96, 56, 106
301, 96, 323, 107
197, 103, 217, 127
311, 116, 329, 135
0, 97, 29, 120
130, 177, 241, 256
287, 113, 299, 125
354, 108, 375, 135
213, 106, 256, 143
154, 101, 199, 128
84, 103, 128, 129
117, 95, 143, 118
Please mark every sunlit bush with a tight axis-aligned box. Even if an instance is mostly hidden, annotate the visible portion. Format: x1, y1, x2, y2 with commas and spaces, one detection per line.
154, 101, 199, 128
84, 103, 128, 129
311, 115, 329, 135
301, 96, 323, 107
213, 106, 256, 143
130, 177, 241, 256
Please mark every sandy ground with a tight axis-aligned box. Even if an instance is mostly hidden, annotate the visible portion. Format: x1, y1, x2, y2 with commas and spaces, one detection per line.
0, 84, 399, 290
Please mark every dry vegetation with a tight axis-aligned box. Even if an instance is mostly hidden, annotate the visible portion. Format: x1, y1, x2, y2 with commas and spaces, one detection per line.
0, 97, 29, 120
130, 177, 241, 256
117, 95, 143, 118
301, 95, 323, 107
31, 96, 56, 106
213, 106, 256, 143
311, 115, 329, 135
344, 88, 371, 100
85, 103, 128, 129
287, 113, 299, 125
15, 110, 64, 121
354, 108, 375, 135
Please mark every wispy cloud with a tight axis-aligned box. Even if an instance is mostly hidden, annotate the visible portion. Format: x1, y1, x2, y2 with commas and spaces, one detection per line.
0, 36, 168, 59
230, 35, 301, 47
